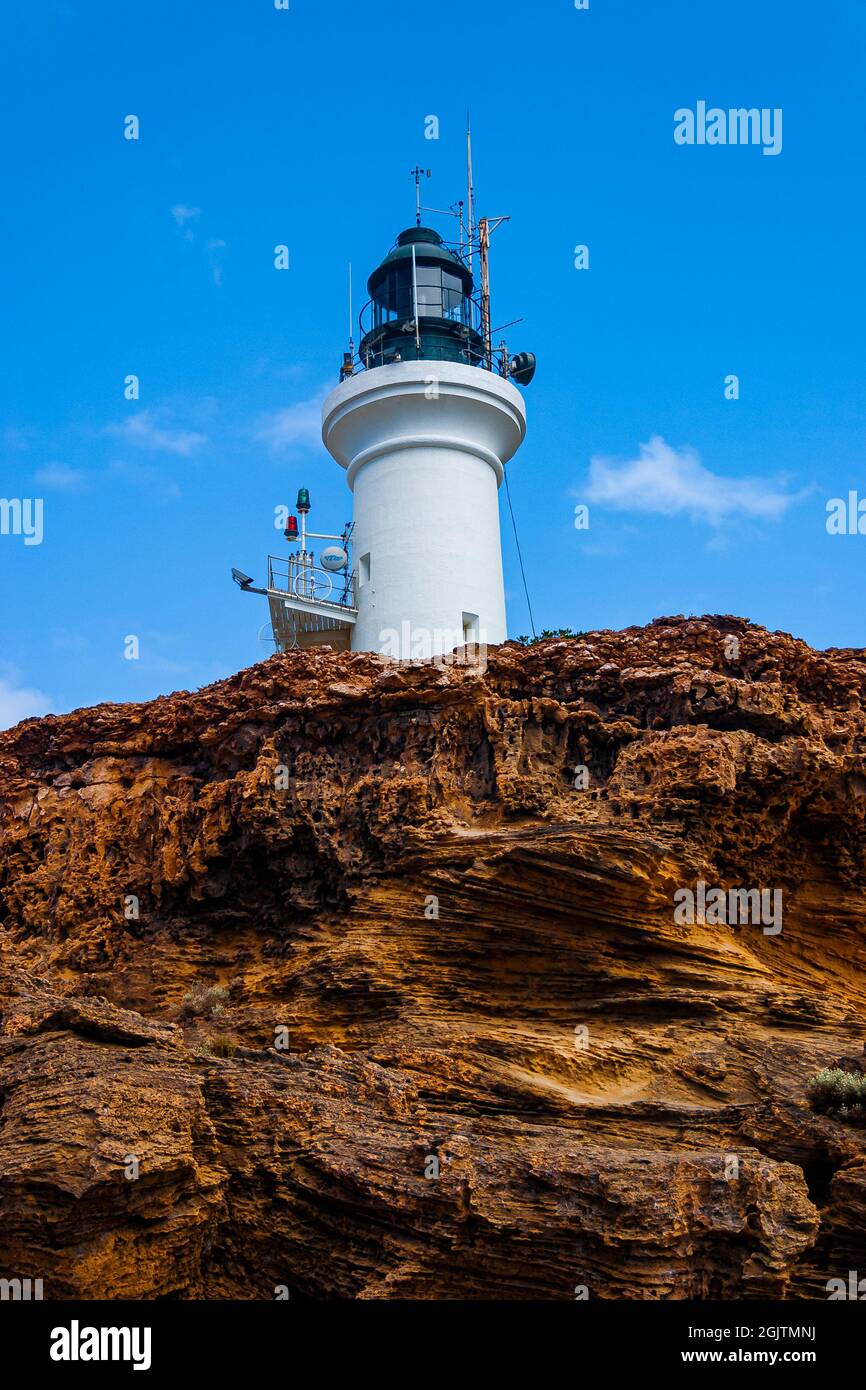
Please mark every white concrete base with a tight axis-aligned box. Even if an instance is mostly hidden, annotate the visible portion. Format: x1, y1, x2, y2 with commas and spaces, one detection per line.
321, 362, 526, 656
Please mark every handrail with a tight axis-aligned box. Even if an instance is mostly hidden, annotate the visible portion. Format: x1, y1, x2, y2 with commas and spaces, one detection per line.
267, 555, 356, 611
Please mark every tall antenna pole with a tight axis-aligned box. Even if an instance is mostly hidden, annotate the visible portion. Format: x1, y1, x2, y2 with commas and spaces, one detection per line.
348, 263, 354, 358
466, 115, 475, 272
479, 216, 491, 369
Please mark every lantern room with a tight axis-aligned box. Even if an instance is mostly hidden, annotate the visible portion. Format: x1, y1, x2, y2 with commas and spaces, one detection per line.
358, 227, 484, 370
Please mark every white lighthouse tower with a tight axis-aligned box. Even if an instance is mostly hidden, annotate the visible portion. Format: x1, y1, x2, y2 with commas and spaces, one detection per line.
322, 353, 524, 656
233, 204, 535, 657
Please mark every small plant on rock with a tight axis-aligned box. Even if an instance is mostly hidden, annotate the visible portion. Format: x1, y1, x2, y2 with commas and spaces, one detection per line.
178, 983, 229, 1022
514, 628, 586, 646
808, 1068, 866, 1118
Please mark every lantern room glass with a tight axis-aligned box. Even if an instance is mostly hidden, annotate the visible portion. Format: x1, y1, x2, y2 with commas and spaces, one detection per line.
371, 266, 473, 329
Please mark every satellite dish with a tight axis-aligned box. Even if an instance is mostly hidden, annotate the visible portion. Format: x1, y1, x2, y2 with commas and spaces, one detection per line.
320, 545, 348, 572
509, 351, 537, 387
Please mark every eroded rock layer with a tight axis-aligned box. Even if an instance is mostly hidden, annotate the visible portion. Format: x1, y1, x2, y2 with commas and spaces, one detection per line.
1, 615, 866, 1299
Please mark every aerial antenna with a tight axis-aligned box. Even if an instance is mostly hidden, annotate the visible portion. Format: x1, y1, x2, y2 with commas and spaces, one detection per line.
466, 114, 475, 271
348, 263, 354, 359
410, 166, 431, 226
478, 214, 510, 370
479, 216, 490, 367
339, 262, 356, 380
464, 118, 509, 370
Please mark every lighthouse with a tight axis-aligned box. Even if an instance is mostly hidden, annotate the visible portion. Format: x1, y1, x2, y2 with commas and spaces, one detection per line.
233, 197, 535, 658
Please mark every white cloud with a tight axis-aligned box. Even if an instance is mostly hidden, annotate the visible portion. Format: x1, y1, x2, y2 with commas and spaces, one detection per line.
106, 410, 207, 457
35, 463, 86, 491
171, 203, 200, 226
206, 239, 227, 286
584, 436, 802, 524
253, 385, 331, 454
1, 425, 38, 451
171, 205, 201, 243
0, 674, 53, 731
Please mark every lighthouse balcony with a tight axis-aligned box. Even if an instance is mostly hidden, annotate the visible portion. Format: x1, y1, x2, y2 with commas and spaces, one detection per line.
266, 555, 357, 653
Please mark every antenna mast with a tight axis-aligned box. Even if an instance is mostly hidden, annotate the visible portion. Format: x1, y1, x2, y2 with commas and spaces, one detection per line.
478, 215, 510, 371
348, 263, 354, 358
410, 166, 431, 226
340, 262, 356, 381
479, 216, 490, 368
466, 115, 475, 272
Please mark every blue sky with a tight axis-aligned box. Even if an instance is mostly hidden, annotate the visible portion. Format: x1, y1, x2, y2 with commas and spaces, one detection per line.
1, 0, 864, 727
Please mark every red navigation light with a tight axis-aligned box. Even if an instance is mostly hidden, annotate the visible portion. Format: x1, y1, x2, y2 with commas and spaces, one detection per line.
284, 515, 299, 542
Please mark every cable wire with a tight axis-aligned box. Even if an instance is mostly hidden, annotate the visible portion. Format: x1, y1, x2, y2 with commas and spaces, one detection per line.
504, 469, 536, 639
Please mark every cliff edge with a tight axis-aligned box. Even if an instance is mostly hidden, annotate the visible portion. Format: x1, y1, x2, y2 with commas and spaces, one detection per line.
2, 615, 866, 1299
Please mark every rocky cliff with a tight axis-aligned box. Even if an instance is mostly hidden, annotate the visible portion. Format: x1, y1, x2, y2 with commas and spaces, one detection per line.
1, 615, 866, 1300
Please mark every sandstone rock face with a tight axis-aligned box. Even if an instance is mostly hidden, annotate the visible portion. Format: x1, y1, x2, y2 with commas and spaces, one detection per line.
1, 615, 865, 1299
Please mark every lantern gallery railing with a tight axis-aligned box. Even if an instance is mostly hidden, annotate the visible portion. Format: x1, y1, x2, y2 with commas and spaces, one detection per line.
357, 331, 488, 370
267, 555, 356, 612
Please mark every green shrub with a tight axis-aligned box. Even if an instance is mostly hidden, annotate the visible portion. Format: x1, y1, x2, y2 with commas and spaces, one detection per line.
178, 983, 229, 1022
808, 1068, 866, 1115
514, 628, 586, 647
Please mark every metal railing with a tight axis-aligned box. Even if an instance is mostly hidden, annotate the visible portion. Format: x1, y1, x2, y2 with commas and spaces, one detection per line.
267, 555, 356, 611
356, 323, 487, 373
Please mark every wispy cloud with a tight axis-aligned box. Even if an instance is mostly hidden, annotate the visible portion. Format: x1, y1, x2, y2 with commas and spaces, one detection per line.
170, 206, 226, 279
253, 385, 331, 454
584, 436, 803, 524
207, 238, 227, 286
0, 669, 53, 731
35, 463, 87, 491
1, 425, 38, 452
171, 204, 201, 241
106, 410, 207, 457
